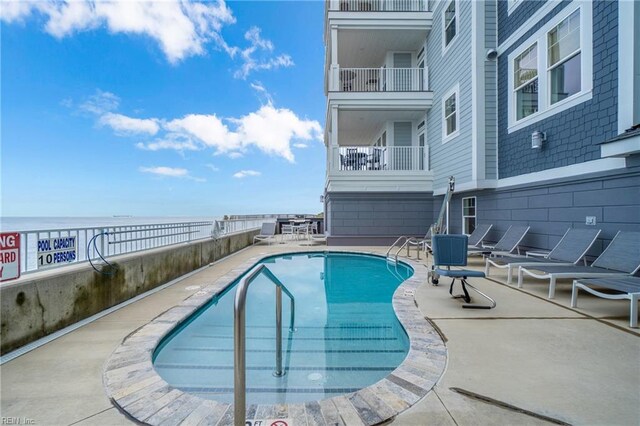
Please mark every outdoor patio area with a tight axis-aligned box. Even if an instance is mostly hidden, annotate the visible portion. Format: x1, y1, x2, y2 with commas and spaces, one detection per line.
0, 241, 638, 425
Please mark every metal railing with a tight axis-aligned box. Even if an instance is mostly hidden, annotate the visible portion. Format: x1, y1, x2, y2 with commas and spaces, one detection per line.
234, 264, 295, 426
14, 219, 267, 275
386, 236, 418, 262
330, 146, 429, 172
329, 0, 429, 12
334, 67, 428, 92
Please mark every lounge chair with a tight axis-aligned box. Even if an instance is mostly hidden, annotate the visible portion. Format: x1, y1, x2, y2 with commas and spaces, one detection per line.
468, 225, 530, 257
518, 231, 640, 298
571, 276, 640, 328
432, 234, 496, 309
467, 224, 494, 248
253, 222, 277, 245
485, 228, 601, 285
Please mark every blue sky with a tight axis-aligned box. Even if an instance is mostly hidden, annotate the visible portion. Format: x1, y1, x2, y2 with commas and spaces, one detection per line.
1, 0, 326, 217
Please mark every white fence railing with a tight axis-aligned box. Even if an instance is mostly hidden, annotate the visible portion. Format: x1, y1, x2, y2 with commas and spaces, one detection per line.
330, 146, 429, 172
332, 67, 428, 92
12, 219, 267, 275
329, 0, 429, 12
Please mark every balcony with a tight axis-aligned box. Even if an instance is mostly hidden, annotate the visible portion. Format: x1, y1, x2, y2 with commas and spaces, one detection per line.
327, 66, 432, 109
326, 145, 432, 192
328, 0, 429, 12
331, 67, 428, 92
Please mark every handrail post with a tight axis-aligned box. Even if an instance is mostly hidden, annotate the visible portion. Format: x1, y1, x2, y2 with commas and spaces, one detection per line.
234, 283, 247, 426
234, 265, 294, 426
274, 286, 284, 377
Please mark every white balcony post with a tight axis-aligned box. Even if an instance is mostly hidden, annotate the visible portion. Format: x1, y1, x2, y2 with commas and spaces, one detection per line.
329, 0, 338, 11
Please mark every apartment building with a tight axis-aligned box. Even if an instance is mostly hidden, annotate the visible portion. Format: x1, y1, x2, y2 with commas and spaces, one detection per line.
323, 0, 640, 251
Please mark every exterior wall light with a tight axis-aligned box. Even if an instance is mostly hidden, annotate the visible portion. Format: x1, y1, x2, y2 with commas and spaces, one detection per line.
531, 131, 546, 149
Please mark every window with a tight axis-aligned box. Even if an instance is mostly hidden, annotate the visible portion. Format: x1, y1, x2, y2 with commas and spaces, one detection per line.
443, 0, 457, 49
514, 44, 539, 120
548, 9, 581, 104
507, 4, 592, 132
462, 197, 476, 235
442, 84, 459, 142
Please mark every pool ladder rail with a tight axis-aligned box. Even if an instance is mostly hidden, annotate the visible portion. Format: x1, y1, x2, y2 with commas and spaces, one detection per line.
386, 236, 421, 263
234, 264, 295, 426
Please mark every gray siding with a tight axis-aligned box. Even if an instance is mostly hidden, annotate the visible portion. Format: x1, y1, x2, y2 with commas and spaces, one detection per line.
446, 160, 640, 258
426, 0, 474, 191
497, 0, 553, 44
326, 192, 434, 238
484, 0, 498, 180
497, 1, 618, 178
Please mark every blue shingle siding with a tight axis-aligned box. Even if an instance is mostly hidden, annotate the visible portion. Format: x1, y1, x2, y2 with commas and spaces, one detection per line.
444, 163, 640, 258
498, 0, 554, 44
497, 0, 618, 178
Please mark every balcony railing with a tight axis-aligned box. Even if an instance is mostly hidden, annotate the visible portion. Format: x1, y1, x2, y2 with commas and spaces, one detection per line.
330, 146, 429, 172
332, 67, 428, 92
329, 0, 429, 12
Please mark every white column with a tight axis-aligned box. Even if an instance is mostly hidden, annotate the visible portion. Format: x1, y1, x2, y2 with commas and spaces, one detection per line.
618, 0, 636, 133
330, 26, 339, 91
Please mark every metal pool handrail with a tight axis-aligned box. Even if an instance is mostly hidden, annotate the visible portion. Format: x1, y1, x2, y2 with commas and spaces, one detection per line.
234, 264, 295, 426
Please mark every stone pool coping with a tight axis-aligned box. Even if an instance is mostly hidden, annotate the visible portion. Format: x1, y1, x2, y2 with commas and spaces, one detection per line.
103, 250, 447, 425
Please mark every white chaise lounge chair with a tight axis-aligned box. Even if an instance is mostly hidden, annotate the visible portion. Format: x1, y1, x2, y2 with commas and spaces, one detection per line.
253, 222, 277, 245
518, 231, 640, 299
485, 228, 601, 285
571, 276, 640, 328
468, 225, 530, 257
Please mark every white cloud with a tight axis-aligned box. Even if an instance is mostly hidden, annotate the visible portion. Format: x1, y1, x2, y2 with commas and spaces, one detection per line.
233, 27, 294, 79
135, 134, 199, 152
139, 166, 188, 177
139, 165, 205, 182
79, 90, 120, 115
164, 114, 241, 152
205, 164, 220, 172
76, 89, 323, 162
1, 0, 236, 64
100, 112, 159, 135
250, 81, 273, 104
233, 170, 261, 178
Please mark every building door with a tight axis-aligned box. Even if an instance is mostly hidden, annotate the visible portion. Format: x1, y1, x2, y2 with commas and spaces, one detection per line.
393, 122, 412, 170
393, 53, 412, 91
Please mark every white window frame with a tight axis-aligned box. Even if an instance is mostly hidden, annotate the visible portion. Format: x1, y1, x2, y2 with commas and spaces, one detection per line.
507, 2, 593, 133
462, 196, 476, 235
441, 0, 459, 55
507, 0, 523, 16
513, 42, 539, 121
442, 83, 460, 143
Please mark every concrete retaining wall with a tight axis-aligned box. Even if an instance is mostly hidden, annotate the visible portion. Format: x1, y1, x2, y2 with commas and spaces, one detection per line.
0, 230, 258, 355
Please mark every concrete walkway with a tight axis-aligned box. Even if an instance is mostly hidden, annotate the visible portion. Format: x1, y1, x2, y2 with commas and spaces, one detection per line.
1, 244, 638, 425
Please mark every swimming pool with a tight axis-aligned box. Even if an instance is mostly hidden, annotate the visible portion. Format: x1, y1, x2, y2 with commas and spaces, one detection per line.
153, 252, 414, 405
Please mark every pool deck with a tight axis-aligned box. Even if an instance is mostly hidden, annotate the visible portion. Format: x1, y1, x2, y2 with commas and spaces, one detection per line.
1, 241, 638, 425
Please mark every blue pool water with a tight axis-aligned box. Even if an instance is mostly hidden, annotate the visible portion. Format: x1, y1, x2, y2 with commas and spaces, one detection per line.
153, 252, 413, 404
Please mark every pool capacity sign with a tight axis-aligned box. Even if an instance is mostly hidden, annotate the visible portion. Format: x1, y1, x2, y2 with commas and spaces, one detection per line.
0, 232, 21, 282
37, 236, 77, 268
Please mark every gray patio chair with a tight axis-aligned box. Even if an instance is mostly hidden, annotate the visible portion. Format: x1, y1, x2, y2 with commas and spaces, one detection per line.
432, 234, 496, 309
518, 231, 640, 299
468, 225, 530, 257
485, 228, 601, 285
253, 222, 277, 245
571, 276, 640, 328
467, 223, 493, 248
